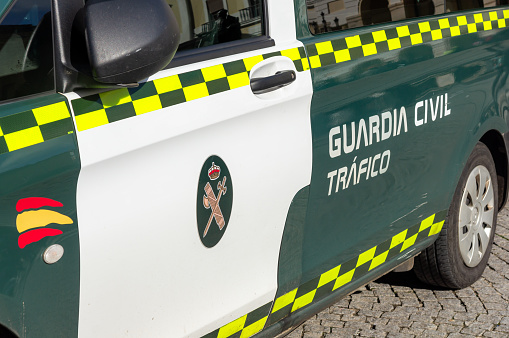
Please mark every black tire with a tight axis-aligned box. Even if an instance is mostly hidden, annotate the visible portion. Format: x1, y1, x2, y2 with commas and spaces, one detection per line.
414, 142, 498, 289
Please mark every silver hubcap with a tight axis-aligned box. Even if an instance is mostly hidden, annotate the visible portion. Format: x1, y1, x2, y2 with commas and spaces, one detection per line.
458, 165, 494, 267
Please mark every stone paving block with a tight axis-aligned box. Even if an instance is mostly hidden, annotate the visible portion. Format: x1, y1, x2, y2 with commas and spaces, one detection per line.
419, 331, 447, 337
409, 313, 436, 323
455, 288, 476, 298
434, 290, 457, 299
348, 301, 373, 310
494, 324, 509, 333
399, 327, 425, 336
446, 333, 476, 338
437, 298, 465, 312
330, 327, 360, 336
433, 317, 465, 326
453, 312, 478, 321
460, 321, 493, 335
414, 289, 438, 301
487, 309, 509, 316
303, 324, 327, 333
484, 302, 508, 311
321, 320, 344, 329
372, 303, 395, 312
340, 314, 367, 323
373, 289, 396, 297
385, 333, 414, 338
378, 296, 402, 305
357, 309, 383, 318
500, 316, 509, 325
400, 298, 421, 307
330, 307, 356, 316
392, 286, 413, 293
436, 309, 456, 319
423, 301, 443, 310
303, 318, 321, 326
343, 321, 372, 330
366, 317, 389, 326
395, 292, 418, 299
476, 314, 502, 324
302, 332, 324, 338
358, 329, 388, 337
381, 310, 410, 320
483, 331, 509, 338
370, 323, 401, 334
316, 312, 341, 321
436, 323, 463, 333
387, 318, 412, 328
286, 327, 304, 338
411, 321, 437, 330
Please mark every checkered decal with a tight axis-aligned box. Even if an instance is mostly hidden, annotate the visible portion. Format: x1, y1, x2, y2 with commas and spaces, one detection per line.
0, 101, 74, 155
265, 212, 446, 326
202, 212, 446, 337
71, 47, 309, 132
202, 302, 272, 338
306, 9, 509, 69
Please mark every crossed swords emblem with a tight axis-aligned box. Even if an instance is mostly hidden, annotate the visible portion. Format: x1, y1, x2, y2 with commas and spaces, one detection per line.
202, 176, 227, 237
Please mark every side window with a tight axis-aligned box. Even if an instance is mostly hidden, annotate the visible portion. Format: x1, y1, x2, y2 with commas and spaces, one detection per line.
307, 0, 444, 34
0, 0, 53, 102
166, 0, 264, 52
446, 0, 493, 11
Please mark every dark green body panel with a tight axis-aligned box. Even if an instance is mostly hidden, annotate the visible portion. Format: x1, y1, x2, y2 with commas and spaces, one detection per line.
0, 94, 80, 337
274, 1, 509, 330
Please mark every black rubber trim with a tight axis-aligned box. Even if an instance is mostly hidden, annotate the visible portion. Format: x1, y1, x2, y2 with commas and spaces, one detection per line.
250, 70, 296, 94
166, 36, 275, 69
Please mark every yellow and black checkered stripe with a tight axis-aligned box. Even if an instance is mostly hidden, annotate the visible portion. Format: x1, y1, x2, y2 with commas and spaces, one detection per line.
264, 212, 446, 327
202, 302, 272, 338
71, 47, 309, 132
306, 9, 509, 69
202, 211, 446, 337
0, 101, 74, 155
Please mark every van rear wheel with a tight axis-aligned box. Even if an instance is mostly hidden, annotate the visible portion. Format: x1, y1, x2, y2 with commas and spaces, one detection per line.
414, 142, 498, 289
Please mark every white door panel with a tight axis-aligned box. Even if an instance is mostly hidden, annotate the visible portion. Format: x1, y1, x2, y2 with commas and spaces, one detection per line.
69, 41, 312, 337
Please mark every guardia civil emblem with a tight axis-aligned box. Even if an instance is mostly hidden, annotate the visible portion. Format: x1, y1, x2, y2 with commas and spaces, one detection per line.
197, 156, 233, 248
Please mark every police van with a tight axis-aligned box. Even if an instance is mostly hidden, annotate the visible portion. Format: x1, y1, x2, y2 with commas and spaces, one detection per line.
0, 0, 507, 336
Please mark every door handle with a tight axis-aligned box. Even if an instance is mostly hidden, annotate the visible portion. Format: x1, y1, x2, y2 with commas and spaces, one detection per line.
250, 70, 296, 95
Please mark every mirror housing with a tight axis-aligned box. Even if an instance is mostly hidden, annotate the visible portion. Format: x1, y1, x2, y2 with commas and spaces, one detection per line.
84, 0, 180, 84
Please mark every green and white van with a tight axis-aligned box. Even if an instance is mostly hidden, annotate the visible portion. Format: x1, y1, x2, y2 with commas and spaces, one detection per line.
0, 0, 508, 336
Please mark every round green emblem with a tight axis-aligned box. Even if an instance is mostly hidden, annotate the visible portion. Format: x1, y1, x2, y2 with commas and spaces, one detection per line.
196, 155, 233, 248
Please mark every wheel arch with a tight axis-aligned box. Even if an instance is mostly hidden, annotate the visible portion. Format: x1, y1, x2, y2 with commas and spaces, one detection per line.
480, 129, 508, 210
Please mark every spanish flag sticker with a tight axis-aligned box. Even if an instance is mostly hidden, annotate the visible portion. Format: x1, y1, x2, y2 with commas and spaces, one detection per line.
16, 197, 73, 249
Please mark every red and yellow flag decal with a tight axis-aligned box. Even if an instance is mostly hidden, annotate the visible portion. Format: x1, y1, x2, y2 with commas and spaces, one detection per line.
16, 197, 73, 249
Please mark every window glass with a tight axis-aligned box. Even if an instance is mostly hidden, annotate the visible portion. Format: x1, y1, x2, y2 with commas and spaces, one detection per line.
0, 0, 13, 18
307, 0, 444, 34
0, 0, 53, 102
445, 0, 494, 11
166, 0, 264, 52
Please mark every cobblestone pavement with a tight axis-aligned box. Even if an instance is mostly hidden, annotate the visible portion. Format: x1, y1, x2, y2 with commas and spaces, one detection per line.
290, 209, 509, 338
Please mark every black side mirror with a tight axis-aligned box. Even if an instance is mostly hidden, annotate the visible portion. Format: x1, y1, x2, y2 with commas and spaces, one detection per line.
84, 0, 180, 84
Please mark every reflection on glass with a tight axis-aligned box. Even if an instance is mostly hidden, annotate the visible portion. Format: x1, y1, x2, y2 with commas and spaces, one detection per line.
307, 0, 495, 34
0, 0, 53, 101
166, 0, 263, 52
